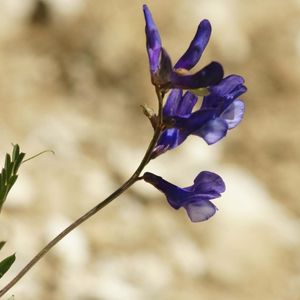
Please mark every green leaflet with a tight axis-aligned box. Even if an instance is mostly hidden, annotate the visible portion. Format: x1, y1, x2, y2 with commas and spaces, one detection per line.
0, 145, 26, 211
0, 254, 16, 279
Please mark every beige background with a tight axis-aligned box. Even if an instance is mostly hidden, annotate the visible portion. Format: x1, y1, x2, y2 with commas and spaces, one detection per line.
0, 0, 300, 299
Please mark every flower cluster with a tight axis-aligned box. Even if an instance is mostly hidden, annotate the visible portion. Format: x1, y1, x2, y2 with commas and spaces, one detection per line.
142, 5, 247, 222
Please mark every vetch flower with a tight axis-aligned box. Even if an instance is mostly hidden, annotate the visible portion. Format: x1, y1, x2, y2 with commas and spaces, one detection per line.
174, 74, 247, 145
143, 171, 225, 222
152, 89, 198, 157
152, 75, 246, 157
143, 4, 223, 90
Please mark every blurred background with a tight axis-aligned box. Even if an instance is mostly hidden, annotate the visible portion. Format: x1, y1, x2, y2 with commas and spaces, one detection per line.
0, 0, 300, 299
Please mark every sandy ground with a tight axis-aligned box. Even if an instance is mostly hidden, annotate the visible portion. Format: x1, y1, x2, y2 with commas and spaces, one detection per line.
0, 0, 300, 299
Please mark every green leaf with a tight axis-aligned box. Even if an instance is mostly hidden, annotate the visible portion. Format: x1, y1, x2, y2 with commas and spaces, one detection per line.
0, 253, 16, 279
0, 241, 6, 251
6, 175, 18, 194
12, 153, 25, 175
0, 145, 25, 210
2, 169, 7, 185
0, 144, 51, 212
12, 144, 20, 162
0, 188, 6, 202
4, 154, 12, 178
6, 165, 14, 183
0, 195, 5, 209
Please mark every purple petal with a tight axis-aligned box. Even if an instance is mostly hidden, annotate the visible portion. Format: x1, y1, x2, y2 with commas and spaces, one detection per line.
163, 90, 198, 117
171, 61, 224, 89
174, 19, 212, 70
156, 47, 173, 84
193, 117, 228, 145
143, 5, 162, 74
209, 75, 247, 100
192, 171, 226, 194
152, 128, 189, 157
143, 172, 187, 209
221, 99, 245, 129
201, 75, 246, 111
173, 109, 214, 132
184, 200, 217, 222
155, 128, 181, 150
163, 89, 183, 117
181, 191, 222, 201
176, 92, 198, 116
157, 128, 181, 149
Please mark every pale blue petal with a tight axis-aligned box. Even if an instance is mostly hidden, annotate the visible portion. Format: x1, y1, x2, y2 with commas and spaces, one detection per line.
184, 200, 217, 222
221, 100, 245, 129
193, 117, 228, 145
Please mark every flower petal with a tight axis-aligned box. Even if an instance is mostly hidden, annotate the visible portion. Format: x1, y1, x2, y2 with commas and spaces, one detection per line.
171, 61, 224, 89
210, 75, 247, 102
221, 99, 245, 129
143, 172, 188, 209
163, 90, 198, 117
156, 47, 173, 84
163, 89, 183, 117
192, 171, 225, 194
193, 117, 228, 145
176, 92, 198, 116
201, 75, 247, 111
184, 200, 217, 222
152, 127, 189, 158
210, 75, 245, 97
143, 5, 162, 74
174, 19, 212, 70
173, 109, 214, 132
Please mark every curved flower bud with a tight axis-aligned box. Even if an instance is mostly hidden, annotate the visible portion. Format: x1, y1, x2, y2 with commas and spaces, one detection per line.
143, 4, 162, 75
174, 19, 212, 71
143, 171, 225, 222
143, 5, 223, 90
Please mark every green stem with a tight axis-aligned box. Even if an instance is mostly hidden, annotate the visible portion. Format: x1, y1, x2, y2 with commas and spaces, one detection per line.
22, 150, 55, 164
0, 88, 165, 298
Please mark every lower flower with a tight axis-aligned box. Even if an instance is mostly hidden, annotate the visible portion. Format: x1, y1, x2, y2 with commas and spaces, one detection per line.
143, 171, 225, 222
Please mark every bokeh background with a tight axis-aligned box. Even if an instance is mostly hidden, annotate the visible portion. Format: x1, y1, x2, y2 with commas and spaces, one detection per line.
0, 0, 300, 299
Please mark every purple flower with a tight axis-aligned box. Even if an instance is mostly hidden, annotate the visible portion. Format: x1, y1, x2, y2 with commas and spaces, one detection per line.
143, 171, 225, 222
152, 89, 197, 157
177, 74, 247, 145
143, 4, 223, 90
152, 75, 246, 157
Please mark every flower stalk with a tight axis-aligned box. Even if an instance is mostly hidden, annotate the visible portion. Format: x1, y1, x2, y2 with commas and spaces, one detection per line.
0, 89, 165, 299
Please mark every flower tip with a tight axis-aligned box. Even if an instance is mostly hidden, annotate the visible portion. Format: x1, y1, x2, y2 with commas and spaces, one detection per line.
142, 4, 148, 12
199, 19, 212, 31
241, 85, 248, 93
226, 74, 246, 85
143, 4, 152, 22
211, 61, 224, 78
143, 4, 149, 18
